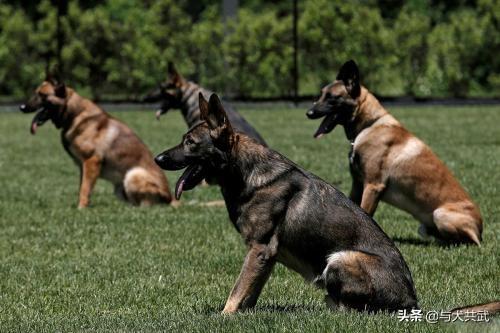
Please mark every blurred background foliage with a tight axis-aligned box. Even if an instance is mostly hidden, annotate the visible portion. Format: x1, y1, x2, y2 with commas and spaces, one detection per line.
0, 0, 498, 99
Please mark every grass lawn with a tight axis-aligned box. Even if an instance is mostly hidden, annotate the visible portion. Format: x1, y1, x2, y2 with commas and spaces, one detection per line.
0, 104, 499, 332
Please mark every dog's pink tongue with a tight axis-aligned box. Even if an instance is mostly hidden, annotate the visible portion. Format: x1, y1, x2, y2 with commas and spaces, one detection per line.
155, 110, 162, 120
30, 122, 38, 135
175, 178, 185, 200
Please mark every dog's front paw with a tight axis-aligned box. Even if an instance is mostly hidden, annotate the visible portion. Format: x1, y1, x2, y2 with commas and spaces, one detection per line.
77, 201, 89, 209
221, 303, 238, 315
170, 199, 182, 208
221, 308, 236, 315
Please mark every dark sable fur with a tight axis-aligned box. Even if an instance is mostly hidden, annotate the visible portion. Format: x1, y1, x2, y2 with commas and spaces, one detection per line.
143, 62, 267, 146
155, 93, 418, 313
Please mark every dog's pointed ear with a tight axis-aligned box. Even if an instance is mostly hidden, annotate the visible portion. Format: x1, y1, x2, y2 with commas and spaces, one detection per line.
46, 65, 66, 98
45, 68, 53, 83
54, 83, 66, 98
167, 61, 177, 76
168, 61, 184, 87
199, 92, 209, 120
207, 94, 231, 130
337, 60, 360, 98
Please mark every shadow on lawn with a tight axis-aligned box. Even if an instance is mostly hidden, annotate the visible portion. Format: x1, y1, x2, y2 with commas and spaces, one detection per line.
198, 303, 321, 315
393, 236, 475, 249
392, 236, 435, 247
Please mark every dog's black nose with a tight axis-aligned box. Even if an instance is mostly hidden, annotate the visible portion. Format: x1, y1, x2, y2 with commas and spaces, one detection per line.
154, 154, 166, 167
19, 104, 26, 112
306, 109, 316, 118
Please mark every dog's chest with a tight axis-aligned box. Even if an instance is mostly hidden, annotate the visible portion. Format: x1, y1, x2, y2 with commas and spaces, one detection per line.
60, 134, 80, 164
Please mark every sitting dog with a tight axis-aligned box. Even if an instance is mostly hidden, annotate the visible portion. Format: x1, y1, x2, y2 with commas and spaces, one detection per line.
143, 62, 267, 146
307, 60, 482, 245
155, 93, 419, 313
20, 72, 174, 208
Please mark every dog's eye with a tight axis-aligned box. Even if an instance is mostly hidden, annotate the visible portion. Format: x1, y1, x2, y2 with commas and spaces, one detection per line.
185, 138, 195, 145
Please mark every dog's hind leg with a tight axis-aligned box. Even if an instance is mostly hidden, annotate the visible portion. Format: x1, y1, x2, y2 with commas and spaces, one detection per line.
123, 167, 172, 206
322, 251, 375, 312
323, 251, 418, 312
114, 184, 127, 202
432, 205, 482, 245
324, 295, 348, 312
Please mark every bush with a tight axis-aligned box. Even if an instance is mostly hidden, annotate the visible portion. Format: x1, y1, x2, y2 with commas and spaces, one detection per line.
0, 5, 43, 96
0, 0, 499, 99
299, 0, 398, 95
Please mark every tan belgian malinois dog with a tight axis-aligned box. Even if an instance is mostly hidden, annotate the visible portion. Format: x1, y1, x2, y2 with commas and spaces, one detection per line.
20, 71, 174, 208
307, 60, 482, 245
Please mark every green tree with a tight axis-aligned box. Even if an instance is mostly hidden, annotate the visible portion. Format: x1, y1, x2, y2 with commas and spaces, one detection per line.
0, 4, 43, 96
299, 0, 397, 95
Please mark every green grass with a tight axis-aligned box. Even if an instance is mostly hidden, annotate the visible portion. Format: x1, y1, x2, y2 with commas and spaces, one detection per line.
0, 105, 499, 332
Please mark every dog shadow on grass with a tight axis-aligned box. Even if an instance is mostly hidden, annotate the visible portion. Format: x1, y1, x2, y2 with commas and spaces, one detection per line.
392, 236, 435, 246
392, 236, 474, 249
198, 303, 321, 315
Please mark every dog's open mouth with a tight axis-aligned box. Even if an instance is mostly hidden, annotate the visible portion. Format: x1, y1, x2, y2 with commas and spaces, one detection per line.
313, 113, 339, 139
155, 102, 170, 120
30, 109, 50, 135
175, 164, 206, 200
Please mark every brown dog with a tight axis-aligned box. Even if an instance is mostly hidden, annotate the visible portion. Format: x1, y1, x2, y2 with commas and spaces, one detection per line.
307, 60, 482, 245
20, 72, 174, 208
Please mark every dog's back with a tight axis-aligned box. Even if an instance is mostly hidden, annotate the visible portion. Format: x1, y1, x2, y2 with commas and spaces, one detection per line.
226, 136, 418, 311
179, 81, 268, 146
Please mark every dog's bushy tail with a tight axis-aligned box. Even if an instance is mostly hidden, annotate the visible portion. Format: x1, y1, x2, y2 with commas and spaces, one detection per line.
451, 301, 500, 315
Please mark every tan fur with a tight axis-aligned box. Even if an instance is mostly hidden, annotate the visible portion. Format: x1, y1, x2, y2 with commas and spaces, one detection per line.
348, 87, 483, 245
34, 82, 174, 208
452, 301, 500, 314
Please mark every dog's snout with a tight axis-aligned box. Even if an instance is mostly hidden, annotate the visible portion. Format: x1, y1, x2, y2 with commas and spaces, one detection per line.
154, 154, 166, 167
307, 109, 319, 119
154, 148, 188, 171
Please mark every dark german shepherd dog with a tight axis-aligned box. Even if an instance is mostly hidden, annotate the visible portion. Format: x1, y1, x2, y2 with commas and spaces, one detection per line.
143, 62, 267, 146
155, 93, 419, 313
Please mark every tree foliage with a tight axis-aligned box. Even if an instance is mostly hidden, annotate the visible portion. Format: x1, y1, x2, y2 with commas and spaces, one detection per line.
0, 0, 498, 99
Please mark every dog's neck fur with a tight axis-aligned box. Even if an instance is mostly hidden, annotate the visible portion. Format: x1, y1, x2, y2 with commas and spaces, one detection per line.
179, 82, 213, 127
343, 87, 395, 142
216, 134, 294, 192
59, 88, 106, 131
